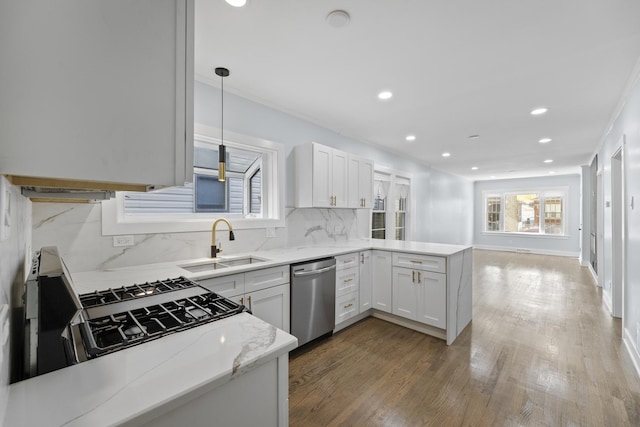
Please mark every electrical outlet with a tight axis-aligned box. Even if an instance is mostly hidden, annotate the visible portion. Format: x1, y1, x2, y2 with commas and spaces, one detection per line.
265, 227, 276, 238
113, 235, 135, 247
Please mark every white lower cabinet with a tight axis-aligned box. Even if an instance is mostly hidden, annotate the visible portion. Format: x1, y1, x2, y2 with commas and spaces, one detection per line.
335, 253, 361, 326
392, 267, 419, 320
233, 284, 290, 333
198, 265, 290, 333
359, 251, 372, 313
371, 251, 392, 313
391, 256, 446, 329
417, 271, 446, 328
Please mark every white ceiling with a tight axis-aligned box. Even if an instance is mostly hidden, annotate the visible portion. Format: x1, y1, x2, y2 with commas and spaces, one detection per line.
194, 0, 640, 181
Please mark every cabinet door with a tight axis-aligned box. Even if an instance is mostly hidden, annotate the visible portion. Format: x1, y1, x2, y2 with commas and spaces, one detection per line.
312, 143, 332, 207
372, 251, 392, 313
417, 271, 446, 329
358, 158, 374, 208
332, 149, 349, 207
246, 284, 290, 333
392, 267, 418, 321
359, 251, 372, 313
0, 0, 193, 187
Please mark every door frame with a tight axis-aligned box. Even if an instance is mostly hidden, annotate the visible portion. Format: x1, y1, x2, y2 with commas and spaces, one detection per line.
611, 137, 625, 319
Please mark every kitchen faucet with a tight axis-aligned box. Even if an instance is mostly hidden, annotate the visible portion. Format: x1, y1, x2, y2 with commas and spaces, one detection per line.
211, 218, 235, 258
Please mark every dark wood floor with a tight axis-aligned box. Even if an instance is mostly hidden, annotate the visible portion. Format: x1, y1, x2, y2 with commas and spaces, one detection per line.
289, 250, 640, 426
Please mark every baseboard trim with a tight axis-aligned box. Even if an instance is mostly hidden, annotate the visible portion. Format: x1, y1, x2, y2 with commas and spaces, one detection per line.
623, 327, 640, 379
473, 245, 579, 258
587, 263, 600, 287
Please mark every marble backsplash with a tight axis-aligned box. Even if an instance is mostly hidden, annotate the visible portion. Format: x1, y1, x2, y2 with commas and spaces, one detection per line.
31, 202, 368, 273
0, 177, 31, 419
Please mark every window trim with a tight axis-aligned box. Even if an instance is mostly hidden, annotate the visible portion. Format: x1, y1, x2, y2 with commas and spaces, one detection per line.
481, 187, 569, 237
371, 165, 414, 241
101, 124, 285, 236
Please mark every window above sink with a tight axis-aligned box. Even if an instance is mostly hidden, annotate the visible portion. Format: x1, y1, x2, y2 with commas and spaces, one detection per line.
101, 125, 285, 236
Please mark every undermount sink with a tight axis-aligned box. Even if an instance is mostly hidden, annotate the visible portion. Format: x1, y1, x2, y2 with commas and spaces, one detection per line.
216, 257, 267, 267
179, 256, 268, 273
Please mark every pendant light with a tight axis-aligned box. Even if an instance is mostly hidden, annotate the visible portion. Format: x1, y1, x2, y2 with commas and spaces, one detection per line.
215, 67, 230, 182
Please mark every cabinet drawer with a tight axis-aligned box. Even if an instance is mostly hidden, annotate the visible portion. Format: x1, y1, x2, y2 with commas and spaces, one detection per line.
336, 292, 359, 325
336, 267, 359, 297
392, 253, 446, 273
336, 252, 359, 270
197, 273, 245, 298
245, 265, 290, 293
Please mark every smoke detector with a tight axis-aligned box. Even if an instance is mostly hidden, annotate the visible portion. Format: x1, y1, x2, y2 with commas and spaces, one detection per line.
326, 10, 350, 28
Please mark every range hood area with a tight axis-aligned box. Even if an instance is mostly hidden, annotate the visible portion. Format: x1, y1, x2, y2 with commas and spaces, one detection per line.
5, 175, 153, 203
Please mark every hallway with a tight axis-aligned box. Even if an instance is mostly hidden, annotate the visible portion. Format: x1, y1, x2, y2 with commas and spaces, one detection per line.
289, 250, 640, 426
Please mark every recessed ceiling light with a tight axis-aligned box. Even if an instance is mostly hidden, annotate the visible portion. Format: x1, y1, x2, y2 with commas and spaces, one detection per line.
442, 152, 451, 157
549, 171, 556, 175
225, 0, 247, 7
468, 134, 480, 140
539, 138, 552, 143
326, 10, 350, 28
471, 166, 478, 170
490, 176, 496, 179
530, 107, 548, 116
405, 135, 416, 142
377, 91, 393, 100
544, 159, 553, 163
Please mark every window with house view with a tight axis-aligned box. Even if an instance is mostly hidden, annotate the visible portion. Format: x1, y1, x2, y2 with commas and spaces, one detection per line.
124, 142, 262, 216
484, 190, 566, 235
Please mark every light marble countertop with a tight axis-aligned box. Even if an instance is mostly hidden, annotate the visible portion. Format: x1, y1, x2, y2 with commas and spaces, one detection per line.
70, 239, 471, 292
4, 239, 469, 426
4, 313, 297, 427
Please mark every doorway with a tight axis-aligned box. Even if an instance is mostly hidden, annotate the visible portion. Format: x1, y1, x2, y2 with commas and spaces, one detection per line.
611, 142, 625, 319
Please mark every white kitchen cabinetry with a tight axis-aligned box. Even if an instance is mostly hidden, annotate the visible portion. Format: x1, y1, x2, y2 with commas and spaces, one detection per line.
371, 251, 392, 313
348, 155, 374, 208
335, 253, 360, 326
359, 251, 372, 313
391, 253, 446, 329
198, 265, 290, 332
294, 142, 349, 208
0, 0, 194, 189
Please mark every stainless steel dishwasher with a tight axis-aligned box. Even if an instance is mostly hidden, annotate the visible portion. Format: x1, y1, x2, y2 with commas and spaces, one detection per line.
290, 257, 336, 346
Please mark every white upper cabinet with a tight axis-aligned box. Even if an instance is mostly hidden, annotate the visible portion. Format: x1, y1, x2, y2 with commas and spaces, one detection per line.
295, 142, 349, 208
348, 155, 374, 208
0, 0, 194, 189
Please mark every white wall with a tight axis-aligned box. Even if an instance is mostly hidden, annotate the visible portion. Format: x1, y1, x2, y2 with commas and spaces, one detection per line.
30, 81, 473, 273
0, 178, 31, 421
473, 174, 582, 257
195, 81, 474, 245
592, 63, 640, 370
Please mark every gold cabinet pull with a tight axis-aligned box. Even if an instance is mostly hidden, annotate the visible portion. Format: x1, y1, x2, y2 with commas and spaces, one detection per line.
344, 303, 353, 309
410, 260, 423, 264
344, 278, 353, 283
412, 271, 416, 283
361, 253, 364, 264
417, 272, 421, 284
248, 295, 252, 311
